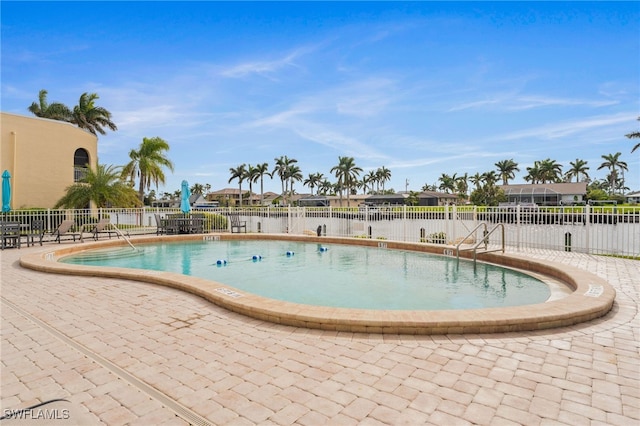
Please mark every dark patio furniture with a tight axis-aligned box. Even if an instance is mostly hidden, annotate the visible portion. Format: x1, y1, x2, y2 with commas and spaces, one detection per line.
190, 213, 205, 234
230, 215, 247, 233
1, 222, 21, 249
161, 214, 207, 235
154, 214, 167, 235
24, 220, 46, 246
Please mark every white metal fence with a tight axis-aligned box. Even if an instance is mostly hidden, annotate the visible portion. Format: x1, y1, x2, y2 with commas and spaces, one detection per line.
3, 205, 639, 257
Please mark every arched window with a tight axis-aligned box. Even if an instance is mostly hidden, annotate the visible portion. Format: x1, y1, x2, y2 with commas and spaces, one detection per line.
73, 148, 90, 182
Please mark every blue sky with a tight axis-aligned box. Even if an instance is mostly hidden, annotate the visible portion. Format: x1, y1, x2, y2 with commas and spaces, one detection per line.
2, 1, 639, 195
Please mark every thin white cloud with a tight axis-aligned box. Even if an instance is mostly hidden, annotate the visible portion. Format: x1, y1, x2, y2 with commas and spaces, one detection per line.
508, 96, 618, 111
497, 112, 634, 141
219, 48, 308, 79
447, 98, 503, 112
448, 93, 618, 112
388, 150, 516, 169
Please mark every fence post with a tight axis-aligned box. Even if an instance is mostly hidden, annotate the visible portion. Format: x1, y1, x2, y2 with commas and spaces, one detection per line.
452, 204, 457, 244
585, 204, 591, 254
444, 204, 450, 244
516, 204, 521, 250
403, 204, 407, 242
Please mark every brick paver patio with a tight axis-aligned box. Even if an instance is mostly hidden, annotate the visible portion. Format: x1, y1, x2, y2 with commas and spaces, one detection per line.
1, 241, 638, 425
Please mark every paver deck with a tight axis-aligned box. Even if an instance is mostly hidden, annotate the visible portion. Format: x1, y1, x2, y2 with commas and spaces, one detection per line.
1, 239, 638, 425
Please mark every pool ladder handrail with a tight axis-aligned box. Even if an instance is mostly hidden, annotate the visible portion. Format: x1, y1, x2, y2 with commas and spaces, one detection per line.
80, 222, 137, 250
456, 222, 505, 264
111, 224, 137, 250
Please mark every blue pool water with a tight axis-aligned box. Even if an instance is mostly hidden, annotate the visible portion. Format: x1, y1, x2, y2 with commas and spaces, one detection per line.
61, 240, 550, 310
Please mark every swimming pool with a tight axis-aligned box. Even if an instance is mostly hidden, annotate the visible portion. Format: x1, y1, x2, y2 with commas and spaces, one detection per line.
61, 240, 551, 310
21, 234, 615, 334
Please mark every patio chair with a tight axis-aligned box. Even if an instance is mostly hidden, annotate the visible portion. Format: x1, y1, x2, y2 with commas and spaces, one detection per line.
154, 214, 167, 235
24, 219, 46, 246
1, 222, 21, 249
230, 214, 246, 233
51, 220, 81, 243
190, 213, 205, 234
163, 217, 180, 235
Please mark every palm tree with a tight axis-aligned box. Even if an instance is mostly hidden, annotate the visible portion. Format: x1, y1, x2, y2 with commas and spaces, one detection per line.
538, 158, 563, 183
121, 137, 174, 203
495, 159, 520, 185
525, 159, 562, 183
246, 164, 261, 206
286, 165, 303, 199
191, 183, 205, 195
455, 173, 469, 199
254, 162, 271, 206
55, 163, 140, 209
469, 170, 505, 206
524, 162, 542, 184
626, 117, 640, 153
70, 92, 117, 136
318, 179, 333, 195
228, 164, 247, 206
421, 183, 437, 191
272, 156, 297, 205
304, 172, 324, 195
482, 170, 499, 186
364, 170, 378, 193
469, 173, 483, 191
331, 156, 363, 206
376, 166, 391, 191
565, 159, 590, 183
598, 152, 628, 195
28, 89, 71, 121
438, 173, 456, 193
360, 173, 370, 195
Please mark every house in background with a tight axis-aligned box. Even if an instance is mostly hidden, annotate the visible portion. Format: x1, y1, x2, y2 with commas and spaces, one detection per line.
498, 183, 588, 206
0, 112, 98, 209
416, 191, 459, 206
626, 191, 640, 204
297, 191, 458, 208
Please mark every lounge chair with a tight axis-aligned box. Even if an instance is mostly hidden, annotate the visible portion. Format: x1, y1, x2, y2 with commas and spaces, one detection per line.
51, 220, 81, 243
86, 218, 117, 241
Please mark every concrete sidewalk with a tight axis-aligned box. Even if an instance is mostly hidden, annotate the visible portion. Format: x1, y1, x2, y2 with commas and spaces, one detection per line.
1, 243, 638, 425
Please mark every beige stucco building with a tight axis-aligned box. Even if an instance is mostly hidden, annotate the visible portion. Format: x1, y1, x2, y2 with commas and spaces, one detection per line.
1, 112, 98, 209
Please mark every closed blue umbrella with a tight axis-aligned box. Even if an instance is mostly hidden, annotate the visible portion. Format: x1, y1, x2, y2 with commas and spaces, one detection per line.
180, 180, 191, 214
2, 170, 11, 213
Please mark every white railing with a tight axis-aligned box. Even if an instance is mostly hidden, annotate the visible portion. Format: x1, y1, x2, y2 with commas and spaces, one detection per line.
2, 205, 638, 257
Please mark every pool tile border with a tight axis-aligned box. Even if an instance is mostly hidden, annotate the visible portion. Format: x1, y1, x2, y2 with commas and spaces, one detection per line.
19, 234, 616, 335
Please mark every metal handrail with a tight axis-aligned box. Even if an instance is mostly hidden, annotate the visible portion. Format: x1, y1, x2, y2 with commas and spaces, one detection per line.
80, 221, 136, 250
110, 223, 136, 250
456, 223, 487, 260
456, 222, 505, 264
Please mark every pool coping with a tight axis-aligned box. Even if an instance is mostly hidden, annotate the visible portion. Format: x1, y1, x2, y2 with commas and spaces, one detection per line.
19, 234, 616, 335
